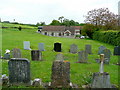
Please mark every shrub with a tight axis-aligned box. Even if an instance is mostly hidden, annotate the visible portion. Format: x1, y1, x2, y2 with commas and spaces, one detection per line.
93, 31, 120, 46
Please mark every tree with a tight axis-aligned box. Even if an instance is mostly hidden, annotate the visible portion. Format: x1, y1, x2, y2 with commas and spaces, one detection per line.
49, 20, 61, 25
84, 8, 118, 30
36, 22, 46, 26
58, 16, 64, 23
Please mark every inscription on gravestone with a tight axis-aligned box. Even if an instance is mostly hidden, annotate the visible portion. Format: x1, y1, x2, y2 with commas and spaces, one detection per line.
31, 50, 42, 61
85, 44, 92, 54
54, 43, 62, 52
38, 43, 45, 51
23, 41, 31, 50
51, 60, 70, 88
78, 51, 88, 63
12, 48, 21, 58
70, 44, 78, 54
8, 58, 30, 85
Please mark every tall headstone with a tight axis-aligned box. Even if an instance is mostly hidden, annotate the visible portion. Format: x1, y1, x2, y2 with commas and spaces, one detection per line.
78, 51, 88, 63
98, 46, 106, 55
51, 60, 70, 88
8, 58, 30, 85
12, 48, 21, 58
56, 53, 64, 61
54, 43, 62, 52
23, 41, 31, 50
70, 44, 78, 54
102, 49, 111, 64
113, 46, 120, 55
38, 43, 45, 51
85, 44, 92, 54
31, 50, 42, 61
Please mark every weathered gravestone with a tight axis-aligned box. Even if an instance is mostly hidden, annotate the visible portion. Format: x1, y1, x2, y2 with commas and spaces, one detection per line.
8, 58, 30, 85
31, 50, 42, 61
54, 43, 62, 52
12, 48, 21, 58
98, 46, 106, 55
38, 43, 45, 51
91, 54, 112, 88
51, 60, 70, 88
78, 51, 88, 63
4, 53, 10, 59
23, 41, 31, 50
113, 46, 120, 55
101, 49, 111, 64
70, 44, 78, 54
56, 53, 64, 61
85, 44, 92, 54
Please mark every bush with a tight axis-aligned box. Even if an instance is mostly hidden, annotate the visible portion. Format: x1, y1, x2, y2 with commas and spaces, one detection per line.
93, 31, 120, 46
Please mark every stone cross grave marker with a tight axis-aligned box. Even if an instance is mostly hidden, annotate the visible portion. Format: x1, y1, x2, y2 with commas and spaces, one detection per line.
98, 46, 106, 55
78, 51, 88, 63
70, 44, 78, 54
23, 41, 31, 50
54, 43, 62, 52
114, 46, 120, 55
8, 58, 30, 85
38, 43, 45, 51
56, 53, 64, 61
12, 48, 21, 58
85, 44, 92, 54
51, 60, 70, 88
31, 50, 42, 61
102, 49, 111, 64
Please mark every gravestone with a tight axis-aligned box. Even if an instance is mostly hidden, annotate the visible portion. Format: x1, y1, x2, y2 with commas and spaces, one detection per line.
8, 58, 30, 85
102, 49, 111, 64
78, 51, 88, 63
56, 53, 64, 61
70, 44, 78, 54
23, 41, 31, 50
4, 53, 10, 59
12, 48, 21, 58
98, 46, 106, 55
38, 43, 45, 51
85, 44, 92, 54
31, 50, 42, 61
51, 60, 70, 88
91, 54, 112, 88
54, 43, 62, 52
113, 46, 120, 55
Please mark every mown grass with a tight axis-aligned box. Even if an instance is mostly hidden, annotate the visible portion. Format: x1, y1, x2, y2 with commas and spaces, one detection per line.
1, 23, 119, 88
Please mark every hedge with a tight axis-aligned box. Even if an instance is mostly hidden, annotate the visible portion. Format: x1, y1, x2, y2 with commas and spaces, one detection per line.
93, 31, 120, 46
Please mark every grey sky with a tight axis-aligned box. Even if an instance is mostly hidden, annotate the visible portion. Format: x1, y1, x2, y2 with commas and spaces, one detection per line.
0, 0, 119, 24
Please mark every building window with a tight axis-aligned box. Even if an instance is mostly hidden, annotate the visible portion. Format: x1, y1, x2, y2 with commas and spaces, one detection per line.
51, 32, 54, 36
45, 32, 47, 35
59, 33, 61, 36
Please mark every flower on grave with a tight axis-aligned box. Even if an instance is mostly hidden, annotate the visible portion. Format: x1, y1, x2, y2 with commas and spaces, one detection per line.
5, 49, 10, 54
64, 60, 69, 63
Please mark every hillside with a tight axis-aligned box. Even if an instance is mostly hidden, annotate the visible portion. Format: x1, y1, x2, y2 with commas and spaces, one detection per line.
1, 23, 119, 88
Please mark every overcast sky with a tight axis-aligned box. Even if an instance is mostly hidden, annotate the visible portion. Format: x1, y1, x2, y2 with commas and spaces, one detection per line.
0, 0, 119, 24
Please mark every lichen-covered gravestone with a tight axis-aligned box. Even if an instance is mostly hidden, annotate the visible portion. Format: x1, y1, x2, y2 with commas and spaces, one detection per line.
31, 50, 42, 61
51, 60, 70, 88
8, 58, 31, 85
56, 53, 64, 61
70, 44, 78, 54
54, 43, 62, 52
102, 49, 111, 64
98, 46, 106, 55
38, 43, 45, 51
23, 41, 31, 50
78, 51, 88, 63
12, 48, 21, 58
85, 44, 92, 54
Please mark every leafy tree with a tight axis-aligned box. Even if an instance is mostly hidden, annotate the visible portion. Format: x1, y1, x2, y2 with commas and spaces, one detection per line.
36, 22, 46, 26
49, 20, 61, 25
84, 8, 118, 30
58, 16, 64, 23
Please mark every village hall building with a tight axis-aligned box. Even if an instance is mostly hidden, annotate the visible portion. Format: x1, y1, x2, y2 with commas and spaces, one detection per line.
38, 26, 82, 37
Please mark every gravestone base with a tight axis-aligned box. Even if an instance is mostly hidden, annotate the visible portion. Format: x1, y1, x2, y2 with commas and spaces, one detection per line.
91, 72, 112, 88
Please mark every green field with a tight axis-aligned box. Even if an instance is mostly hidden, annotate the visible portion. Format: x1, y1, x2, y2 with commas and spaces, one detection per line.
1, 23, 119, 88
